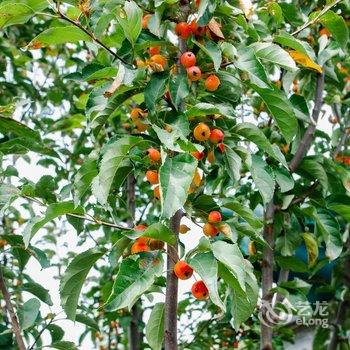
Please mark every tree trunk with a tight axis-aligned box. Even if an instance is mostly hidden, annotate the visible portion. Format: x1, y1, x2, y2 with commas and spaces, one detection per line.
260, 200, 275, 350
0, 266, 26, 350
164, 209, 182, 350
127, 174, 143, 350
260, 72, 325, 349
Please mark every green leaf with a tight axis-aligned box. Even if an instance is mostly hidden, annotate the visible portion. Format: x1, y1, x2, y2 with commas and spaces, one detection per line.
47, 324, 64, 343
28, 202, 84, 248
302, 232, 318, 267
249, 155, 274, 205
105, 255, 163, 311
0, 3, 34, 28
223, 201, 263, 229
193, 39, 222, 71
145, 303, 165, 350
92, 136, 145, 205
73, 158, 98, 204
314, 209, 342, 261
187, 252, 226, 312
116, 1, 142, 46
18, 298, 40, 330
274, 31, 316, 60
318, 10, 349, 51
326, 195, 350, 221
87, 85, 143, 136
169, 74, 189, 110
0, 137, 58, 157
218, 263, 256, 330
60, 248, 106, 320
299, 159, 328, 192
141, 223, 176, 245
159, 153, 197, 219
0, 116, 40, 141
22, 282, 53, 306
233, 122, 287, 166
29, 26, 92, 48
144, 72, 168, 113
186, 102, 235, 119
75, 314, 100, 331
0, 183, 19, 214
235, 47, 270, 88
274, 167, 294, 193
250, 85, 298, 143
211, 241, 247, 292
48, 341, 78, 350
223, 147, 241, 182
251, 42, 297, 71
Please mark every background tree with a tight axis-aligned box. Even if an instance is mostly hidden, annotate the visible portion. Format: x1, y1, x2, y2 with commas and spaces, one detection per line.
0, 0, 349, 350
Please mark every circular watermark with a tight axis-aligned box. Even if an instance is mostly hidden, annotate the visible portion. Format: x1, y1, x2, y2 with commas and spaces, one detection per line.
258, 300, 294, 327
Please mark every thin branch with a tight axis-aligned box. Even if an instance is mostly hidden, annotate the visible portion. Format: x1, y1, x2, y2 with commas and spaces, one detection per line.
55, 7, 133, 67
292, 0, 342, 36
23, 195, 132, 231
0, 266, 26, 350
289, 72, 325, 172
28, 318, 54, 350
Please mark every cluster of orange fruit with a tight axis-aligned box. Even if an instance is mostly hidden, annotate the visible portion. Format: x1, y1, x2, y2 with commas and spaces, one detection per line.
173, 261, 209, 300
335, 154, 350, 166
191, 123, 225, 163
130, 224, 165, 254
202, 210, 222, 237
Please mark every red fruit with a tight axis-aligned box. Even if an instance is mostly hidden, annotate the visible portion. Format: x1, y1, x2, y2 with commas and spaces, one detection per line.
191, 280, 209, 300
191, 151, 205, 160
217, 143, 225, 153
134, 224, 147, 231
189, 20, 198, 33
131, 242, 150, 254
193, 122, 210, 141
205, 75, 221, 91
175, 22, 191, 39
174, 261, 194, 280
154, 186, 161, 200
142, 14, 152, 29
187, 66, 202, 81
209, 129, 224, 144
180, 52, 196, 68
208, 211, 222, 223
150, 54, 167, 68
146, 170, 159, 184
233, 341, 239, 348
149, 46, 161, 55
203, 223, 219, 237
195, 0, 201, 7
147, 148, 161, 162
194, 26, 206, 37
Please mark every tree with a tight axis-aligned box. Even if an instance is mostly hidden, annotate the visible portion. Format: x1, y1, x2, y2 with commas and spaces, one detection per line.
0, 0, 349, 349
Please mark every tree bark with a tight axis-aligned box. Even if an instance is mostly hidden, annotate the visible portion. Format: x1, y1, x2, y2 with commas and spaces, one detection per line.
327, 238, 350, 350
260, 200, 276, 350
0, 266, 26, 350
164, 209, 182, 350
260, 72, 325, 349
289, 72, 325, 173
127, 174, 143, 350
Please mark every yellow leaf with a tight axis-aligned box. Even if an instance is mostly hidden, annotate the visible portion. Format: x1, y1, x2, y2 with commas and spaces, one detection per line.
208, 18, 224, 39
288, 50, 323, 73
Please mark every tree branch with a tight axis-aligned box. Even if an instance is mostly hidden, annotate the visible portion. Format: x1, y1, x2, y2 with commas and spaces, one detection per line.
260, 200, 276, 350
127, 174, 144, 350
164, 209, 182, 350
289, 72, 325, 172
0, 266, 26, 350
292, 0, 342, 36
55, 7, 133, 67
23, 195, 132, 231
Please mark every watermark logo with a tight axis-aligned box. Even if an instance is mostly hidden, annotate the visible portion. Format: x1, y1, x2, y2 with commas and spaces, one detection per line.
258, 300, 329, 328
